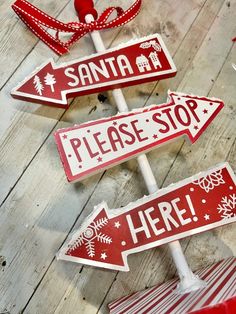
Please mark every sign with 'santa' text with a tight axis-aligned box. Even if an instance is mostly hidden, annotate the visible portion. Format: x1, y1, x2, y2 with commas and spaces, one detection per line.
54, 91, 224, 182
58, 163, 236, 271
11, 34, 176, 107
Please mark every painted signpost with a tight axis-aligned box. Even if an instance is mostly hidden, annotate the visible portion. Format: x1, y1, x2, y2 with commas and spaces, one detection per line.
58, 163, 236, 271
11, 0, 236, 312
11, 34, 176, 108
12, 0, 201, 294
54, 91, 223, 182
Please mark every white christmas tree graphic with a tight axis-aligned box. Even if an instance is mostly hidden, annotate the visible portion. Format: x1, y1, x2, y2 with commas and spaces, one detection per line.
33, 75, 44, 95
67, 216, 112, 258
44, 72, 56, 92
217, 194, 236, 219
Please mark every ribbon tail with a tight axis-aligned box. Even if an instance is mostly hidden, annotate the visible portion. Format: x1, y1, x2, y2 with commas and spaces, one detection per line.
114, 0, 142, 26
12, 0, 80, 31
12, 6, 68, 55
98, 0, 142, 28
12, 0, 143, 55
12, 0, 85, 55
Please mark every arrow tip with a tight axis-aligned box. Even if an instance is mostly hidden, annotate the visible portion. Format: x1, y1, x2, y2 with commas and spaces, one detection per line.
11, 59, 68, 108
168, 91, 224, 143
58, 203, 128, 271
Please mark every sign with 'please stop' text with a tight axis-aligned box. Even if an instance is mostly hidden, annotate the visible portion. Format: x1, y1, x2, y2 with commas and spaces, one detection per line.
58, 163, 236, 271
54, 91, 224, 182
11, 34, 176, 107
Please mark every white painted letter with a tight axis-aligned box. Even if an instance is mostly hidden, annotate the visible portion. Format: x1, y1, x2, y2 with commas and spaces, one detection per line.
171, 198, 191, 226
89, 60, 109, 82
185, 194, 198, 222
65, 67, 79, 87
105, 57, 118, 76
158, 201, 179, 231
145, 207, 165, 236
117, 55, 134, 76
78, 64, 93, 85
126, 211, 151, 244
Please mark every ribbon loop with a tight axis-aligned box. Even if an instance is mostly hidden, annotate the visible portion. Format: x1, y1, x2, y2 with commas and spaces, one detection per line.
12, 0, 142, 55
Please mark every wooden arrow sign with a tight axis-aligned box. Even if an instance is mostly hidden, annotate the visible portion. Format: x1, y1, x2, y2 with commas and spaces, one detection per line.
11, 34, 176, 108
58, 163, 236, 271
54, 91, 224, 182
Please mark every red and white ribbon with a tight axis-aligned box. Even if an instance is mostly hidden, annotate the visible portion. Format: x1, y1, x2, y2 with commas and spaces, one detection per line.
12, 0, 142, 55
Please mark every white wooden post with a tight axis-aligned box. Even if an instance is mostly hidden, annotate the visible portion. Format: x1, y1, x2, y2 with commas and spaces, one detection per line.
85, 14, 206, 293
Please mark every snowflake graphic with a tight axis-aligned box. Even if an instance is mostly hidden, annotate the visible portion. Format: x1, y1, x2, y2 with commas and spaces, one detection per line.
217, 194, 236, 219
193, 169, 225, 193
67, 217, 112, 258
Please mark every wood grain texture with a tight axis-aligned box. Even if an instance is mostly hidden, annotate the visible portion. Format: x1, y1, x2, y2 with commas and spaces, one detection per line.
0, 0, 235, 313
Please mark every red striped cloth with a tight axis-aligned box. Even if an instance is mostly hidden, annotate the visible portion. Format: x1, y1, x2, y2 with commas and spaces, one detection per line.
109, 257, 236, 314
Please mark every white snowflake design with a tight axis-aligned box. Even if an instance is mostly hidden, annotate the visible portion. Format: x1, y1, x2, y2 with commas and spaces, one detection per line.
217, 194, 236, 219
193, 169, 225, 193
67, 217, 112, 258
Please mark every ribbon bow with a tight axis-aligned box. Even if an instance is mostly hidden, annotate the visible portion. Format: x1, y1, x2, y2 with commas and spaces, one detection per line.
12, 0, 142, 55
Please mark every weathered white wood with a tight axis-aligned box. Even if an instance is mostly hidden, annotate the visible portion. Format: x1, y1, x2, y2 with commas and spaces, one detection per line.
97, 0, 236, 313
20, 0, 233, 313
0, 0, 235, 313
98, 2, 236, 311
0, 0, 124, 312
181, 44, 236, 270
0, 0, 72, 90
0, 0, 123, 206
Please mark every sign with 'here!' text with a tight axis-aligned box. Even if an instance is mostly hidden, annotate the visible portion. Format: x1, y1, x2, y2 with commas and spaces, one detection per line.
58, 163, 236, 271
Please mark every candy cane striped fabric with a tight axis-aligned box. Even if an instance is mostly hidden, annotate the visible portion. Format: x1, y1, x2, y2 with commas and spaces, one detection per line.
109, 257, 236, 314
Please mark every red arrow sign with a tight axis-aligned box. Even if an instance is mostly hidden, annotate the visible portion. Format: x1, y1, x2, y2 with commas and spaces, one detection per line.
54, 91, 224, 182
11, 34, 176, 108
58, 163, 236, 271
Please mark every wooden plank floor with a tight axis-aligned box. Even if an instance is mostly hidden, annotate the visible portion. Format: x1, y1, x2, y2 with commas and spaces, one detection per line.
0, 0, 235, 313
